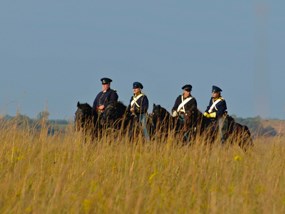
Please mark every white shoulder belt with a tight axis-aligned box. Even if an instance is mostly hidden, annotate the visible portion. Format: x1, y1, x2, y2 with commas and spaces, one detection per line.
131, 94, 144, 108
208, 98, 223, 113
177, 96, 193, 113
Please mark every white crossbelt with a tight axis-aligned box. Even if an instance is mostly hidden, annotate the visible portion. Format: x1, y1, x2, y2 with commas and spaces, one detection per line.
177, 96, 193, 113
208, 98, 223, 113
131, 94, 144, 108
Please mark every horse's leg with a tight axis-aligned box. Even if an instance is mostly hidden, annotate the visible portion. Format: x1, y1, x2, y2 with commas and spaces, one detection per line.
139, 114, 150, 141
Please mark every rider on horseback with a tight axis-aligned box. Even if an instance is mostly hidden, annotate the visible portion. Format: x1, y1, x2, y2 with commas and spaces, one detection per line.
171, 84, 197, 118
127, 82, 149, 140
92, 77, 118, 114
203, 85, 228, 144
171, 84, 197, 141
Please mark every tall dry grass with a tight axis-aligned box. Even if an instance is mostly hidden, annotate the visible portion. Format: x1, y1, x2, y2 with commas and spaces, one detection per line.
0, 120, 285, 214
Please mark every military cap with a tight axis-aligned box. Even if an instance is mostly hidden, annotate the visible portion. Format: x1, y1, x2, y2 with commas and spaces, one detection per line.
182, 84, 192, 91
133, 82, 143, 89
212, 85, 222, 93
100, 77, 112, 84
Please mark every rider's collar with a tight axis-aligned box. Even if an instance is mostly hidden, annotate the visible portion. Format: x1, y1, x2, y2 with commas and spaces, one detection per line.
134, 92, 142, 97
213, 96, 222, 101
102, 88, 110, 93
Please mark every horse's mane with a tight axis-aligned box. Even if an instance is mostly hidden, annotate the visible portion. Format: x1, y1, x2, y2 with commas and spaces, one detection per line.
100, 101, 128, 128
104, 101, 127, 114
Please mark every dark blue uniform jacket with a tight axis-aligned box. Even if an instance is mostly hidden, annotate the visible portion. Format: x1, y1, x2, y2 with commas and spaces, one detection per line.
205, 97, 227, 118
93, 89, 118, 111
172, 95, 197, 113
127, 94, 149, 115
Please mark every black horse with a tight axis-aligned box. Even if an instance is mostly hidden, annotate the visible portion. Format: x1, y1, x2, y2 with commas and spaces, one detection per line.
225, 115, 254, 149
75, 102, 98, 135
184, 107, 253, 149
75, 101, 131, 138
99, 101, 130, 130
151, 104, 174, 134
151, 104, 187, 140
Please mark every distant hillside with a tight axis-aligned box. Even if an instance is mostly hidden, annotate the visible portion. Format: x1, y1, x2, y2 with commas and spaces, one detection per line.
232, 116, 280, 137
261, 119, 285, 136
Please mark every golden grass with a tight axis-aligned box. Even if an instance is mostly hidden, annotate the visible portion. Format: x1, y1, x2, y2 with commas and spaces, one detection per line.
0, 121, 285, 214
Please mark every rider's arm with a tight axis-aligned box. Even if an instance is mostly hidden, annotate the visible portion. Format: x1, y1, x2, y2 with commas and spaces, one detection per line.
172, 96, 180, 112
140, 96, 149, 114
109, 90, 118, 102
215, 100, 227, 117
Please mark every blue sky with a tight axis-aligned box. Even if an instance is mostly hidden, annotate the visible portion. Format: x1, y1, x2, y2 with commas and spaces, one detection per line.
0, 0, 284, 119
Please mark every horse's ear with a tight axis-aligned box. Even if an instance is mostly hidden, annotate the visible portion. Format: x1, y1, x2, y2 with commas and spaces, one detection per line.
77, 101, 80, 107
153, 103, 156, 107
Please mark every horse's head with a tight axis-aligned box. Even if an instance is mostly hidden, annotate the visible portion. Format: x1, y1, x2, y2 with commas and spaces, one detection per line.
151, 103, 172, 129
75, 102, 95, 130
152, 104, 165, 122
76, 102, 93, 116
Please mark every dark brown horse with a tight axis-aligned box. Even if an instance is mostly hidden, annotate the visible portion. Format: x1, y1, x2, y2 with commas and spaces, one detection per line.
99, 101, 131, 130
75, 102, 98, 136
99, 101, 152, 141
225, 115, 254, 149
151, 104, 191, 141
184, 107, 253, 149
151, 104, 177, 135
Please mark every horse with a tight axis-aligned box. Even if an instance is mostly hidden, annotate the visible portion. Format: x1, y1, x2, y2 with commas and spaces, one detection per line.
225, 115, 254, 149
99, 101, 130, 130
75, 102, 98, 136
99, 101, 154, 141
151, 104, 186, 140
183, 107, 253, 149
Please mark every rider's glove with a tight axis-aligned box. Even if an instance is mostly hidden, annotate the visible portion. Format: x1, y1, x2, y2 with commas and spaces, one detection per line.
209, 112, 217, 118
203, 112, 216, 118
172, 110, 178, 117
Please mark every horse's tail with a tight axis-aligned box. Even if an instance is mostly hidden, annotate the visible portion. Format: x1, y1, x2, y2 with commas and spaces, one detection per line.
237, 124, 254, 150
244, 125, 254, 145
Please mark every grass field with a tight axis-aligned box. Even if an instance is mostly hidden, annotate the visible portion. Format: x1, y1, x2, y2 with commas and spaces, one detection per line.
0, 121, 285, 213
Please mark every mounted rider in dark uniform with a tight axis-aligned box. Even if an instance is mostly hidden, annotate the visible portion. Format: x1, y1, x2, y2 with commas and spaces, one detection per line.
171, 84, 197, 140
127, 81, 149, 140
172, 84, 197, 119
92, 77, 118, 114
203, 85, 228, 144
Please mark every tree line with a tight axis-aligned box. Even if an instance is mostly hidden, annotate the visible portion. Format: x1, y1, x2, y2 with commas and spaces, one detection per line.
0, 111, 278, 137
